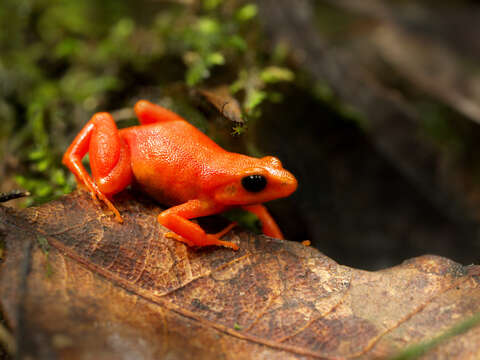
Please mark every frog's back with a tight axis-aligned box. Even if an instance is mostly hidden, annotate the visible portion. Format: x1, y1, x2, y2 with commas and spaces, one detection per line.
120, 121, 230, 204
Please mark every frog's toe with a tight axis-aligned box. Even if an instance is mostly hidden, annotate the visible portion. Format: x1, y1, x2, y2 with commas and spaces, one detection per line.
165, 232, 195, 247
206, 234, 239, 250
218, 240, 239, 251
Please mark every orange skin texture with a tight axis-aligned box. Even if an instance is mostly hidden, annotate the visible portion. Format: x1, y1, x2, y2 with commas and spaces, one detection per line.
63, 100, 297, 250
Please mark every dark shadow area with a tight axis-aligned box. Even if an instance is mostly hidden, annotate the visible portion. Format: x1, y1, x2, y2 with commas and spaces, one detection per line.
257, 88, 480, 270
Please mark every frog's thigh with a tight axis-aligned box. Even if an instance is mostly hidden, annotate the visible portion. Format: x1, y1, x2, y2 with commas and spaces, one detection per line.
134, 100, 184, 125
89, 113, 132, 195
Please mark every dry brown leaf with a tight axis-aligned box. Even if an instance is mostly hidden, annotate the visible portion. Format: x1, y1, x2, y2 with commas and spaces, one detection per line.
1, 190, 480, 359
197, 86, 244, 124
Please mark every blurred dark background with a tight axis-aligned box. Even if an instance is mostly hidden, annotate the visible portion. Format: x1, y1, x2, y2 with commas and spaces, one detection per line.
2, 0, 480, 272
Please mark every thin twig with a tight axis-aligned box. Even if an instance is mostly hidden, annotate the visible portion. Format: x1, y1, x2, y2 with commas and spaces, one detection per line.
0, 190, 30, 203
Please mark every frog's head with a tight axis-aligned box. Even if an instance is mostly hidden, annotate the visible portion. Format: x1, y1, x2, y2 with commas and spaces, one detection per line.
214, 156, 297, 206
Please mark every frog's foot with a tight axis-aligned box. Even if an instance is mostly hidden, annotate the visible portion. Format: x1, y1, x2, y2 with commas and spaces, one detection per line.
207, 223, 239, 250
164, 223, 238, 250
78, 176, 124, 223
165, 232, 195, 247
92, 188, 123, 223
209, 222, 239, 250
158, 200, 239, 250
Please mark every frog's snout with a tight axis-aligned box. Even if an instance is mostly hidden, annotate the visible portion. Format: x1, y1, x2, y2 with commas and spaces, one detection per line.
279, 170, 298, 197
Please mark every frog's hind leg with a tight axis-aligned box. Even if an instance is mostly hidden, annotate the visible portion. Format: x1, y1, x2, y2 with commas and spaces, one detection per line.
62, 112, 132, 222
134, 100, 184, 125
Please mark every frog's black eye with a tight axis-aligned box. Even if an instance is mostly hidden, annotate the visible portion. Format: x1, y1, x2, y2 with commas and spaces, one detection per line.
241, 175, 267, 193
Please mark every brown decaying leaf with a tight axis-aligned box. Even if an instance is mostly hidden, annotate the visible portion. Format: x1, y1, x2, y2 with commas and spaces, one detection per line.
1, 190, 480, 359
198, 86, 244, 124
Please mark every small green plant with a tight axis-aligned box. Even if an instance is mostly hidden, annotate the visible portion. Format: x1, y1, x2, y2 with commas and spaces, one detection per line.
223, 207, 261, 234
390, 311, 480, 360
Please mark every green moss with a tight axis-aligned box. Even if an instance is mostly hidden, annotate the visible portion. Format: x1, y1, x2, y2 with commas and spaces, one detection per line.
235, 4, 258, 22
418, 101, 464, 154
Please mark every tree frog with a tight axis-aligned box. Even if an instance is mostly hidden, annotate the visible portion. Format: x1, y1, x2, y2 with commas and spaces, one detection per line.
63, 100, 297, 250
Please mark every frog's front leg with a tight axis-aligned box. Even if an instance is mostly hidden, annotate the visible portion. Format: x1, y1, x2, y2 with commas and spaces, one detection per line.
242, 204, 284, 239
158, 200, 239, 250
62, 112, 133, 222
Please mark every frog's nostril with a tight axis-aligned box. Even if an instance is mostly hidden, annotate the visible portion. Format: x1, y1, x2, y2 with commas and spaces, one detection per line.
281, 172, 298, 194
263, 156, 283, 168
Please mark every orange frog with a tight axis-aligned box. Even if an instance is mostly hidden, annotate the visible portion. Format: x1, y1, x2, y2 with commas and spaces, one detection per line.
63, 100, 297, 250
